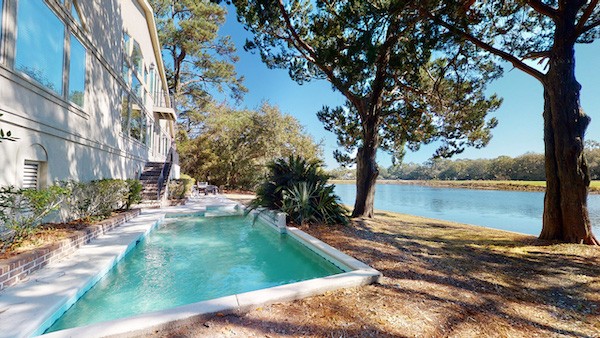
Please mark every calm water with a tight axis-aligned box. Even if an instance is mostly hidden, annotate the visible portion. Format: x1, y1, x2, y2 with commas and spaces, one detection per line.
334, 184, 600, 236
47, 215, 342, 332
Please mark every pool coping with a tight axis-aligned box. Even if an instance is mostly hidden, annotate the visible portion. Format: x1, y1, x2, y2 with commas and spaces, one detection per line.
0, 212, 166, 338
0, 196, 381, 338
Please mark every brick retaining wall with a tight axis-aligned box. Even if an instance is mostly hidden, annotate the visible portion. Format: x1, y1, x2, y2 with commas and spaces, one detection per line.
0, 209, 141, 291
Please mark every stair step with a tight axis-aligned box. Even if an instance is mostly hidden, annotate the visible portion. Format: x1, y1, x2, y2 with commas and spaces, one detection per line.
141, 172, 162, 176
140, 177, 160, 181
139, 160, 173, 203
141, 171, 161, 175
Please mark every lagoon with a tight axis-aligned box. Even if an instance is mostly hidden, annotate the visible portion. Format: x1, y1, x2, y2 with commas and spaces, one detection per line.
334, 184, 600, 236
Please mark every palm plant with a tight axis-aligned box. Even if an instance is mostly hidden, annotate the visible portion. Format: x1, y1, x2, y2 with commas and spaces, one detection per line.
249, 156, 348, 226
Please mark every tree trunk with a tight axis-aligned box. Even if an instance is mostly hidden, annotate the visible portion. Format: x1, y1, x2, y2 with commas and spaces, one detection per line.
352, 115, 380, 218
539, 12, 598, 245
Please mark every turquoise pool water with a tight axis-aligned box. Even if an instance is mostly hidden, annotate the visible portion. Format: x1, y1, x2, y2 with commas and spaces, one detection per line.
46, 214, 343, 333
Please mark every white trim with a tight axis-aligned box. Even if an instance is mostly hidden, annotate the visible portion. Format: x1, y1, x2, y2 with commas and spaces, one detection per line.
136, 0, 173, 109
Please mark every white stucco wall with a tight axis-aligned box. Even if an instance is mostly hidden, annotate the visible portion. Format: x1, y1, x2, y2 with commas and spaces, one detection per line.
0, 0, 174, 187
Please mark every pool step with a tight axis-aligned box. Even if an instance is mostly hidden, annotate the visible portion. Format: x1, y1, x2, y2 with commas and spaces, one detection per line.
204, 204, 244, 217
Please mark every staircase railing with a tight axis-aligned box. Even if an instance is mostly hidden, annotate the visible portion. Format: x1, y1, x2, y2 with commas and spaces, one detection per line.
157, 145, 175, 200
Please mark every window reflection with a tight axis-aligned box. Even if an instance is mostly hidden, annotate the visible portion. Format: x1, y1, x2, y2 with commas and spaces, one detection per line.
69, 34, 86, 106
129, 108, 148, 144
121, 91, 130, 134
123, 33, 131, 55
0, 0, 4, 41
132, 75, 141, 98
71, 1, 82, 24
15, 0, 65, 95
131, 41, 142, 73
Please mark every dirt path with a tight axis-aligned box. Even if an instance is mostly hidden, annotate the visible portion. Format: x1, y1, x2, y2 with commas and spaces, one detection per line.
147, 210, 600, 338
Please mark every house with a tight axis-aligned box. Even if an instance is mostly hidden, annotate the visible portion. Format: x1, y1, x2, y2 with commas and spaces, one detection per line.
0, 0, 178, 194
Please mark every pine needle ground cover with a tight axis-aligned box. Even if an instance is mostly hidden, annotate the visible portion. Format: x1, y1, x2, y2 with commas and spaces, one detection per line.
150, 207, 600, 337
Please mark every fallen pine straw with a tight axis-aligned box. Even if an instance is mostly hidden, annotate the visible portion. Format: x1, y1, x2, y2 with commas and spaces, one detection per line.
148, 209, 599, 338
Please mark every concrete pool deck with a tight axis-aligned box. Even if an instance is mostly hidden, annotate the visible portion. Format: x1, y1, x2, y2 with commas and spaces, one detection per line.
0, 196, 380, 338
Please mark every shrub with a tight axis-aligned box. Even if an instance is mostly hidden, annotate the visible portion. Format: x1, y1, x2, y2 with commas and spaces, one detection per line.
179, 174, 195, 196
125, 179, 142, 209
61, 180, 90, 220
62, 179, 128, 220
168, 180, 186, 199
0, 178, 137, 251
91, 179, 129, 217
250, 156, 348, 226
0, 185, 68, 251
168, 174, 195, 200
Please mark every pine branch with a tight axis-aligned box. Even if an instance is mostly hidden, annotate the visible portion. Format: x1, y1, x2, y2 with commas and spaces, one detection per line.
422, 10, 546, 83
580, 19, 600, 35
370, 17, 404, 119
575, 0, 599, 37
275, 0, 361, 107
527, 0, 558, 20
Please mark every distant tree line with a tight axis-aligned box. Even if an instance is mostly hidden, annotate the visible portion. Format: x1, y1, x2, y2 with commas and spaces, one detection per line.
330, 142, 600, 182
383, 154, 547, 181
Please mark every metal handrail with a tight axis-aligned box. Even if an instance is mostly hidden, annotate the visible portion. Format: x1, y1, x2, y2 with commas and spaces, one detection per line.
157, 144, 175, 200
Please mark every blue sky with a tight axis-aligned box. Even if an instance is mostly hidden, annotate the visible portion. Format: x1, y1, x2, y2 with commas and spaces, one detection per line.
218, 8, 600, 169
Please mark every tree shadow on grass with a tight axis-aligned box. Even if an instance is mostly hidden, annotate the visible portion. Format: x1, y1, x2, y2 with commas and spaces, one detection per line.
157, 215, 599, 337
376, 282, 593, 338
336, 217, 600, 336
162, 296, 408, 338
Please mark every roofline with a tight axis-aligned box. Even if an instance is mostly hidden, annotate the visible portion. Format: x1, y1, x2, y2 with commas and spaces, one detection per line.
136, 0, 173, 110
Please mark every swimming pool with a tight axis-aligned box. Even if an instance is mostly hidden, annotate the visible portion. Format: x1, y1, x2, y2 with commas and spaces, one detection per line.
0, 198, 379, 337
45, 212, 345, 333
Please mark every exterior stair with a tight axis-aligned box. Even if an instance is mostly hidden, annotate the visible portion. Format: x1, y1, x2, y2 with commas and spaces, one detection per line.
139, 161, 171, 202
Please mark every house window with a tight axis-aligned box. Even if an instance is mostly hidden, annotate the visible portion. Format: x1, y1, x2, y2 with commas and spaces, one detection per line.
122, 60, 130, 83
122, 32, 131, 82
148, 121, 154, 150
149, 69, 155, 100
129, 109, 146, 143
23, 160, 39, 190
119, 31, 151, 145
144, 66, 148, 85
120, 90, 130, 134
0, 0, 4, 43
131, 41, 142, 73
132, 75, 141, 98
140, 114, 147, 144
123, 32, 131, 54
15, 0, 65, 95
71, 1, 82, 25
69, 34, 86, 106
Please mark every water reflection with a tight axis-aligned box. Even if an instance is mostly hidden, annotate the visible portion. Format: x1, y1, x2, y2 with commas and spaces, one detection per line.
430, 198, 445, 212
334, 183, 600, 236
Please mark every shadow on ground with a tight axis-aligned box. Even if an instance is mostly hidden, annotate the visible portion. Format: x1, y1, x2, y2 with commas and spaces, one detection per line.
151, 213, 600, 338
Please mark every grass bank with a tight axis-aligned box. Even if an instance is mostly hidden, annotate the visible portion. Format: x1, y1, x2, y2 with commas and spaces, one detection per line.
330, 179, 600, 193
149, 209, 600, 337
